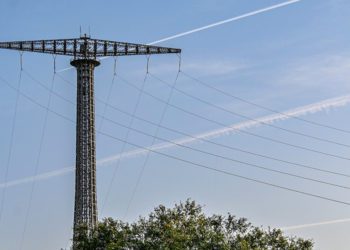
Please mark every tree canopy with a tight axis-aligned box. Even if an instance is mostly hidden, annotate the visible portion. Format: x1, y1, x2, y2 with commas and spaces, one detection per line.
73, 199, 313, 250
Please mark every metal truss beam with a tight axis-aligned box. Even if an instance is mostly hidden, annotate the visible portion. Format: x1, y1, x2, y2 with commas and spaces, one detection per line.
0, 35, 181, 58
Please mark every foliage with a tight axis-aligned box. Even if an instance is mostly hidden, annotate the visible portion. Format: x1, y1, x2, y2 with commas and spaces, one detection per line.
73, 199, 313, 250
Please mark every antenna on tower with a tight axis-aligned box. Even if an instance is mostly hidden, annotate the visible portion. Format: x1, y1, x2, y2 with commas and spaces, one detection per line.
79, 25, 82, 37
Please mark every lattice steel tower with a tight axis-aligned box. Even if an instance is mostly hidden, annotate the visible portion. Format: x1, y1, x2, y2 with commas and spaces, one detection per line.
0, 35, 181, 244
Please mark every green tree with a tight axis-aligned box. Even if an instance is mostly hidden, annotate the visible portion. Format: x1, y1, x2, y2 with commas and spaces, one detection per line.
73, 199, 313, 250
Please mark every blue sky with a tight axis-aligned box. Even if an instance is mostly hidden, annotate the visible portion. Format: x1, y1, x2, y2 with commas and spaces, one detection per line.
1, 0, 350, 249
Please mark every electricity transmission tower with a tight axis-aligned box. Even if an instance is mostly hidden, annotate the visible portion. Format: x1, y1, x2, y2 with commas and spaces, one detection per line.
0, 35, 181, 245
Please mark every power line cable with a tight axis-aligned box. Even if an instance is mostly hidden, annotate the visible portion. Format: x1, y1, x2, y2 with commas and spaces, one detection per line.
100, 56, 151, 213
98, 104, 350, 178
56, 72, 350, 178
150, 73, 350, 148
97, 130, 350, 207
3, 69, 349, 180
180, 71, 350, 134
123, 55, 181, 218
54, 67, 350, 160
0, 73, 75, 250
98, 113, 350, 190
116, 74, 350, 161
19, 62, 56, 250
0, 76, 74, 123
97, 57, 118, 132
4, 71, 350, 190
36, 72, 350, 180
0, 53, 23, 228
38, 71, 350, 160
23, 69, 75, 105
13, 68, 350, 167
1, 73, 349, 208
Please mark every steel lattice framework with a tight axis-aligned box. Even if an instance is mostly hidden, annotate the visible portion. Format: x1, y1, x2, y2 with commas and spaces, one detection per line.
0, 36, 180, 58
0, 35, 181, 248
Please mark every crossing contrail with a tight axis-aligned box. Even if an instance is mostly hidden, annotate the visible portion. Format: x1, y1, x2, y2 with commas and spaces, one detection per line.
281, 218, 350, 231
1, 94, 349, 189
56, 0, 301, 73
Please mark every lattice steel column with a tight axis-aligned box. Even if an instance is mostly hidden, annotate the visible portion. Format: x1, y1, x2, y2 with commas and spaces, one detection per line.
71, 59, 100, 236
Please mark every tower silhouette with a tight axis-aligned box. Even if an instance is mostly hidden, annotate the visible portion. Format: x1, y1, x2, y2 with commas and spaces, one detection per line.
0, 35, 181, 245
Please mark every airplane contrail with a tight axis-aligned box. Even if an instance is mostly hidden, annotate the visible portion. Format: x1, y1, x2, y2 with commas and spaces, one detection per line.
281, 218, 350, 231
148, 0, 301, 45
1, 94, 349, 189
56, 0, 301, 73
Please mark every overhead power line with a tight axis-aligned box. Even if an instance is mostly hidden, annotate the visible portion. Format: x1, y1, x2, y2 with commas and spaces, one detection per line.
0, 71, 346, 194
97, 130, 350, 207
117, 74, 350, 161
58, 71, 350, 168
123, 58, 181, 218
31, 71, 350, 156
180, 71, 350, 134
98, 113, 350, 190
19, 70, 56, 250
150, 73, 350, 148
1, 73, 350, 207
97, 57, 118, 133
56, 73, 350, 179
96, 102, 350, 179
2, 72, 349, 193
0, 62, 23, 227
100, 60, 151, 213
23, 70, 74, 105
0, 75, 74, 123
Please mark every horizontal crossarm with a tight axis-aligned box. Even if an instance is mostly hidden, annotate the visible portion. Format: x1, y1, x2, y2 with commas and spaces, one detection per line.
0, 37, 181, 58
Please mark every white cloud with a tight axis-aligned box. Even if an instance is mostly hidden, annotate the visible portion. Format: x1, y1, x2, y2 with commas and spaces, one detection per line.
277, 54, 350, 90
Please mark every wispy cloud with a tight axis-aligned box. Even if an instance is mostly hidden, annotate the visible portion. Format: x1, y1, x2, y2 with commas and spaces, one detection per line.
1, 93, 349, 189
278, 54, 350, 90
